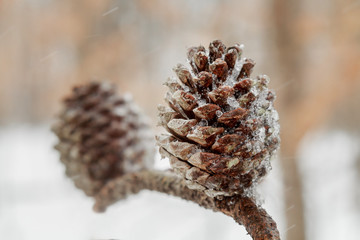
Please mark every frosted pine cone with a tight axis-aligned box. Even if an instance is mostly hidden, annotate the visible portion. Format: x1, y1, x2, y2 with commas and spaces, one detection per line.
157, 40, 280, 197
52, 82, 154, 196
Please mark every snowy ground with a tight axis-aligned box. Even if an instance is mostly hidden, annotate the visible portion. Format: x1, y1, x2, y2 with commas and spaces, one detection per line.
0, 125, 358, 239
299, 131, 360, 240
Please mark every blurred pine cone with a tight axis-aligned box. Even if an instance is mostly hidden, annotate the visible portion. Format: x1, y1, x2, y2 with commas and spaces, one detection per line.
52, 82, 154, 196
157, 40, 280, 197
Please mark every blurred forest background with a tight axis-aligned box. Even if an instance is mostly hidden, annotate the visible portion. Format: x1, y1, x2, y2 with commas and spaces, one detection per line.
0, 0, 359, 240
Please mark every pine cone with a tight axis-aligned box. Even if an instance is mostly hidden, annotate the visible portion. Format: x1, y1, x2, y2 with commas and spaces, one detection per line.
157, 40, 280, 197
52, 82, 154, 196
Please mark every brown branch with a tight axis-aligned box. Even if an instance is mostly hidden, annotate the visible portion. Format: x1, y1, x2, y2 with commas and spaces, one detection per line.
94, 170, 280, 240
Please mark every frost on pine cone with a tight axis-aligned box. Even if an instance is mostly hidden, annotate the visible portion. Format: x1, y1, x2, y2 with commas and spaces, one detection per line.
52, 82, 154, 196
157, 40, 280, 197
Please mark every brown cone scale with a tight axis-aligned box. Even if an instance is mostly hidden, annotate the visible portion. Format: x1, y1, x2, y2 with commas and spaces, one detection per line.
157, 40, 280, 197
52, 82, 154, 196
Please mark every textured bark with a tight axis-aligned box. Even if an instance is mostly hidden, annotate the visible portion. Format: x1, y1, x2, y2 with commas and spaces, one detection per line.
94, 170, 280, 240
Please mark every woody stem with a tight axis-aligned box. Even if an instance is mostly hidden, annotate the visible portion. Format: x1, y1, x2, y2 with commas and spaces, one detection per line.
94, 170, 280, 240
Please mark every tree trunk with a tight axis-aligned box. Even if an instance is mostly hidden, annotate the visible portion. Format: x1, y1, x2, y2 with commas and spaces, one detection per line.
271, 0, 306, 239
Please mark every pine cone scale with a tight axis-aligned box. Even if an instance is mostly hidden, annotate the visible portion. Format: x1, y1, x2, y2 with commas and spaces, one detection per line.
157, 40, 280, 197
53, 82, 154, 196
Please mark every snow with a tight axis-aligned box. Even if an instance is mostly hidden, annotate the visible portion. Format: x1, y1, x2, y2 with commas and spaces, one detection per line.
102, 6, 119, 17
215, 110, 223, 117
113, 106, 127, 117
224, 57, 243, 87
1, 125, 358, 240
226, 96, 240, 110
0, 125, 253, 240
198, 119, 208, 127
299, 130, 360, 240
